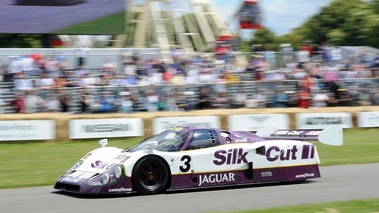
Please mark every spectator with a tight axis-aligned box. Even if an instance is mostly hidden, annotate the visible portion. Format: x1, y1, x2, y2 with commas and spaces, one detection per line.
274, 89, 289, 108
0, 93, 5, 114
10, 92, 25, 113
371, 89, 379, 105
79, 90, 94, 114
94, 91, 116, 113
156, 96, 166, 111
75, 45, 90, 68
101, 58, 117, 76
176, 91, 194, 111
13, 72, 33, 91
298, 87, 312, 108
337, 89, 353, 106
118, 91, 134, 113
2, 68, 14, 82
45, 95, 60, 112
24, 89, 45, 113
312, 90, 329, 108
54, 73, 69, 88
146, 90, 159, 112
164, 92, 179, 111
78, 73, 100, 88
59, 91, 70, 113
36, 72, 55, 98
196, 87, 212, 110
213, 90, 230, 109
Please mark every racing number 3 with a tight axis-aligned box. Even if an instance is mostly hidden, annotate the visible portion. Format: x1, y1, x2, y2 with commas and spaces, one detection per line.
180, 155, 191, 172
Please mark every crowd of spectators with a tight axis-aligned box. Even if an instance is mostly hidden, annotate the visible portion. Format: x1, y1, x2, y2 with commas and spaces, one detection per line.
0, 44, 378, 114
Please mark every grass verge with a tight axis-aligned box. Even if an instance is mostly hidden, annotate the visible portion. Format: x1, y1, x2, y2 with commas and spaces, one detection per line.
220, 198, 379, 213
52, 11, 126, 34
0, 128, 378, 189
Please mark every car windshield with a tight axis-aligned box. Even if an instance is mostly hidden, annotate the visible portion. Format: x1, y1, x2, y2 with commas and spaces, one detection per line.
124, 130, 189, 152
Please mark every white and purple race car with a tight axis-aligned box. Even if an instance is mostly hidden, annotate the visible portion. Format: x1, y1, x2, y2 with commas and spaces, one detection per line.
54, 126, 343, 195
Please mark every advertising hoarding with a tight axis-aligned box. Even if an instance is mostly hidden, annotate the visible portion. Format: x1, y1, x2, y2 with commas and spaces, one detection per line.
0, 120, 55, 141
69, 118, 144, 139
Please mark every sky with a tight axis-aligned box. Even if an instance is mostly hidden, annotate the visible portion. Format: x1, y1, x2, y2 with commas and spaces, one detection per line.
214, 0, 334, 36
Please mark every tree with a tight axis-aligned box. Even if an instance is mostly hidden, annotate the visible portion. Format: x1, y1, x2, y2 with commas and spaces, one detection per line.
250, 27, 277, 50
0, 34, 42, 48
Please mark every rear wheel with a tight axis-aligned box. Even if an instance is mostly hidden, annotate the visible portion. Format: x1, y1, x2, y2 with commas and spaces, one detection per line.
132, 156, 169, 195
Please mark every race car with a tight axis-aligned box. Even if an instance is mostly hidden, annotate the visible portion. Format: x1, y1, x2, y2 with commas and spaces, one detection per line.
15, 0, 86, 6
54, 126, 343, 195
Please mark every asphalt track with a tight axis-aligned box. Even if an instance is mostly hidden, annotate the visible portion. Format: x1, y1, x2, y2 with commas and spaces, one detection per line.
0, 163, 378, 213
0, 0, 125, 33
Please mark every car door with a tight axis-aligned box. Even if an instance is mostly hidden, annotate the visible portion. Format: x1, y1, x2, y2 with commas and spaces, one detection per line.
183, 129, 240, 187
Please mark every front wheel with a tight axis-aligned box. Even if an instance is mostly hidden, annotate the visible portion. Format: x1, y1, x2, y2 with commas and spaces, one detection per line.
132, 156, 169, 195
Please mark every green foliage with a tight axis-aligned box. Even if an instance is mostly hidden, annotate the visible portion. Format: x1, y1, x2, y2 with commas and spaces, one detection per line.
250, 27, 277, 50
249, 0, 379, 49
0, 34, 41, 48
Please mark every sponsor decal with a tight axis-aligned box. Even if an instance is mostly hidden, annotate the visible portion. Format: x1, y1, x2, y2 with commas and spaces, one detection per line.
295, 173, 315, 178
82, 124, 130, 133
108, 187, 132, 193
114, 154, 127, 160
198, 173, 235, 186
213, 148, 248, 165
265, 145, 315, 162
0, 124, 35, 131
235, 138, 248, 143
91, 160, 110, 169
261, 171, 273, 177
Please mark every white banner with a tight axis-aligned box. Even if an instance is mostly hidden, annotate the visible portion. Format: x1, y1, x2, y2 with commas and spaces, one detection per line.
153, 116, 221, 134
358, 111, 379, 127
228, 114, 290, 131
0, 120, 55, 141
69, 118, 144, 139
296, 112, 353, 129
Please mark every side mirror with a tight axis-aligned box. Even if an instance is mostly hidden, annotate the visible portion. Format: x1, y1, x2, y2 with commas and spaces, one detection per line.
99, 139, 108, 148
147, 141, 158, 150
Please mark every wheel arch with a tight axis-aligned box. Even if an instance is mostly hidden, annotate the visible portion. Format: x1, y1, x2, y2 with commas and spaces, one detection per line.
131, 154, 172, 191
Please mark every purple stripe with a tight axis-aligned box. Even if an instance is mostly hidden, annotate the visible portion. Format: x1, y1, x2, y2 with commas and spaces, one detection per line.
302, 145, 310, 159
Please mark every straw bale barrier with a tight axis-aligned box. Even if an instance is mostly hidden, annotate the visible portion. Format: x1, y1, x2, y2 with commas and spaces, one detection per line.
0, 106, 377, 142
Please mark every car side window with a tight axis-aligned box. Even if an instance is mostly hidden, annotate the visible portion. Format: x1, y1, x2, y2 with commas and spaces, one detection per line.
186, 129, 220, 150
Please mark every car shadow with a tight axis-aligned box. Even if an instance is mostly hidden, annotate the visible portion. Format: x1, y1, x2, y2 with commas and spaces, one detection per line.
50, 180, 315, 199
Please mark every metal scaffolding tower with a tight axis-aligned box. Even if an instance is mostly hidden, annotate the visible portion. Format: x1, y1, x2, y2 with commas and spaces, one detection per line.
119, 0, 232, 53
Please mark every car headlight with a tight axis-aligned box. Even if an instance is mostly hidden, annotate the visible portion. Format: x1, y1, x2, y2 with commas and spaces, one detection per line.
115, 166, 123, 179
101, 173, 110, 185
88, 164, 124, 186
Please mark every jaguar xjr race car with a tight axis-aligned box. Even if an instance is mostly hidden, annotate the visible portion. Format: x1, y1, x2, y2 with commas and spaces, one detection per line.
54, 126, 343, 195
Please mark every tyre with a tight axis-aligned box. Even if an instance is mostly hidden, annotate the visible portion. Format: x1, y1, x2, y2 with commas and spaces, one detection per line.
132, 156, 169, 195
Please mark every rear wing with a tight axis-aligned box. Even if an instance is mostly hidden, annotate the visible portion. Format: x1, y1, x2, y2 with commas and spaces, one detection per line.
255, 127, 343, 146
